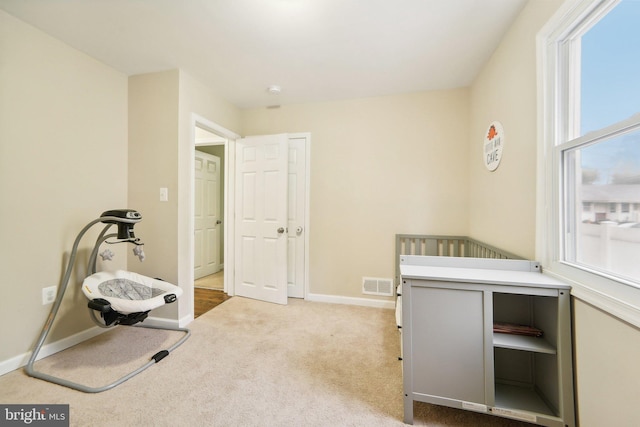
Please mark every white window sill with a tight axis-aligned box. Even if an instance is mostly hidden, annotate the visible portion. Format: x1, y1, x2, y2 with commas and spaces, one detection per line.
544, 266, 640, 328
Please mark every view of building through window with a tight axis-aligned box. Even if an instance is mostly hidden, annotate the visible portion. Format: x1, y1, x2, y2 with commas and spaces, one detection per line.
567, 0, 640, 284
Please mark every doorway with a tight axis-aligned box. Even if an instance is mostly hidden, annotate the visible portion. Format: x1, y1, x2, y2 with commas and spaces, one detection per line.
183, 114, 311, 321
194, 126, 228, 317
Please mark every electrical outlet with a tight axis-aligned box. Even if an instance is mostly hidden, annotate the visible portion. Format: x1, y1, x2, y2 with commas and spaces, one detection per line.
42, 286, 57, 305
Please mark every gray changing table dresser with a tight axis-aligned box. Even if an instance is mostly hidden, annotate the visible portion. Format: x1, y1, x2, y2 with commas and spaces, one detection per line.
400, 255, 575, 427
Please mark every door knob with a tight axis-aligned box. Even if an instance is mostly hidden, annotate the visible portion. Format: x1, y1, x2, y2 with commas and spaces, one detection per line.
277, 227, 285, 234
216, 220, 222, 225
296, 226, 303, 234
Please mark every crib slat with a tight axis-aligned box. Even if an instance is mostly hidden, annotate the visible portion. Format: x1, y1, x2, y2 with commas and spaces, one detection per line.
440, 239, 448, 256
414, 238, 422, 256
451, 240, 460, 257
425, 239, 437, 256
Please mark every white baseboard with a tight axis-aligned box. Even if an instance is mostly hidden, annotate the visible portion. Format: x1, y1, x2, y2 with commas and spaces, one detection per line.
143, 315, 185, 329
178, 314, 194, 328
305, 292, 395, 309
0, 326, 107, 377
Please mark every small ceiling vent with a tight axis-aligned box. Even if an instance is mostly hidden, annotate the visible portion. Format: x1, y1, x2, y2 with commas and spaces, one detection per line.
362, 277, 393, 296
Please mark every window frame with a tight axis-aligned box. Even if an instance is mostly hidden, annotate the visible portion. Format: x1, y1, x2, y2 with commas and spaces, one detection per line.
537, 0, 640, 327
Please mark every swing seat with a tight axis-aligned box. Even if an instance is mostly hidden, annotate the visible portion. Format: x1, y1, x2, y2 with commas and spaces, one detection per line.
83, 270, 181, 322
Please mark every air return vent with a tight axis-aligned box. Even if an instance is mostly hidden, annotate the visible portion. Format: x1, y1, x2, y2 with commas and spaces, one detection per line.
362, 277, 393, 296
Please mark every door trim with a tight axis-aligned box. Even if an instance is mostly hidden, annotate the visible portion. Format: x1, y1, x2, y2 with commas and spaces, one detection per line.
180, 114, 239, 326
288, 133, 311, 299
193, 115, 238, 297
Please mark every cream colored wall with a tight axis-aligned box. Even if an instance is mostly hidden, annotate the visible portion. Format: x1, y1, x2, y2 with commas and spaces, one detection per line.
128, 70, 180, 320
128, 70, 240, 322
179, 71, 241, 136
468, 0, 563, 260
0, 11, 128, 362
241, 90, 470, 299
469, 1, 640, 426
573, 300, 640, 427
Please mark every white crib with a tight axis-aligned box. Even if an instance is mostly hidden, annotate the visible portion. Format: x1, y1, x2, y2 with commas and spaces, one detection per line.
394, 234, 522, 358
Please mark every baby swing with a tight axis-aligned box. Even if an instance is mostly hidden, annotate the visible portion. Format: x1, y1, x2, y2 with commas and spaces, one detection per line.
25, 209, 190, 393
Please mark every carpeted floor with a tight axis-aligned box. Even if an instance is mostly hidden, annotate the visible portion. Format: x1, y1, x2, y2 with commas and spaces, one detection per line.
0, 297, 533, 426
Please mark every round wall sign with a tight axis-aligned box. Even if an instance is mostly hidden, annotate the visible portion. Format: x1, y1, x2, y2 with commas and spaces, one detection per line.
483, 121, 504, 172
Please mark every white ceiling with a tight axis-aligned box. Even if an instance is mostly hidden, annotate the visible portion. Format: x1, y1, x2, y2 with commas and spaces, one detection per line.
0, 0, 527, 108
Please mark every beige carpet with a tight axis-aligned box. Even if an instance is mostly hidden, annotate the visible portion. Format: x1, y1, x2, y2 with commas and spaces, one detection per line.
0, 298, 532, 426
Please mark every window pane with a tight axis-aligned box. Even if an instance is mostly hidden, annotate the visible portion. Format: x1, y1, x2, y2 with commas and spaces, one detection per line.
565, 128, 640, 285
580, 0, 640, 135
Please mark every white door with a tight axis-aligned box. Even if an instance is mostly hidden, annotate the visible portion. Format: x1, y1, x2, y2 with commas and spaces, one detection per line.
287, 137, 307, 298
194, 151, 221, 279
235, 134, 289, 304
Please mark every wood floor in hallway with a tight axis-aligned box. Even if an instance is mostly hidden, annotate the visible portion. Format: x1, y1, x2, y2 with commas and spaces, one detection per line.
194, 288, 231, 318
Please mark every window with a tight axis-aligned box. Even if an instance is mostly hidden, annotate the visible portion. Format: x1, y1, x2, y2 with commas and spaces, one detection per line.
539, 0, 640, 325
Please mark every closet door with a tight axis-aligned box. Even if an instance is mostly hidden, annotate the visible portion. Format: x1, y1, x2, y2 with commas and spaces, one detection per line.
286, 136, 307, 298
194, 151, 221, 279
234, 134, 289, 305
